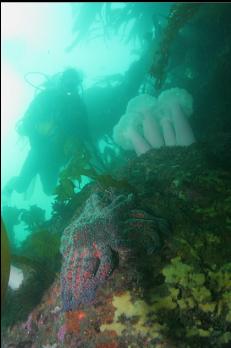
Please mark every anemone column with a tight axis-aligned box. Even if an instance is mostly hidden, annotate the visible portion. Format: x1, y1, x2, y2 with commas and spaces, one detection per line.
142, 111, 165, 148
126, 127, 152, 156
171, 103, 196, 146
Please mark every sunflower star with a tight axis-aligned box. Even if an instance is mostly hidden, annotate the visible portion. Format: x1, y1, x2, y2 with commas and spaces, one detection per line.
60, 188, 168, 311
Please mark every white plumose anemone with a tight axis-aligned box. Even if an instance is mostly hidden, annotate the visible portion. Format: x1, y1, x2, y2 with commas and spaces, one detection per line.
127, 94, 164, 149
113, 111, 152, 156
113, 88, 196, 156
157, 88, 195, 146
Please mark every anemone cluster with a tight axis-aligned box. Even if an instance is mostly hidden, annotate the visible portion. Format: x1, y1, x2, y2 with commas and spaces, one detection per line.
113, 88, 195, 156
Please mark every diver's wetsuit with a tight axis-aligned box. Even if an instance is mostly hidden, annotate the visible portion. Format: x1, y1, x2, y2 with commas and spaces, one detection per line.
12, 87, 89, 195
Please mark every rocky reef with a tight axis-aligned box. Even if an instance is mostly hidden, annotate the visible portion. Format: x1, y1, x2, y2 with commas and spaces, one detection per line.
2, 138, 231, 348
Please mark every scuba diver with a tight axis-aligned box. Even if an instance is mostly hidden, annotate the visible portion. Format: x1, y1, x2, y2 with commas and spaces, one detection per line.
4, 68, 103, 197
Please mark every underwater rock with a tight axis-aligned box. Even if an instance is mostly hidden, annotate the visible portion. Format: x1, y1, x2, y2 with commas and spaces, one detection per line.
2, 142, 230, 348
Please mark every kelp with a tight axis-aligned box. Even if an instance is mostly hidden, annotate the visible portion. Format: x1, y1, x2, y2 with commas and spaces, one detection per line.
67, 3, 105, 52
2, 206, 22, 249
67, 3, 170, 50
150, 3, 201, 90
18, 229, 61, 266
20, 205, 46, 233
1, 219, 11, 303
54, 142, 135, 207
2, 205, 46, 249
